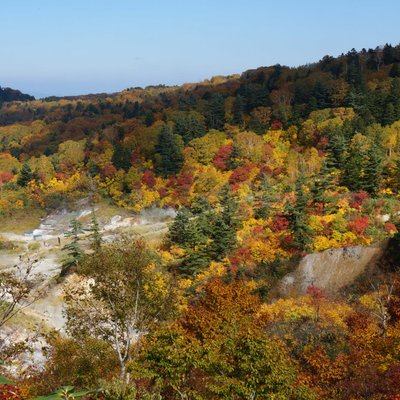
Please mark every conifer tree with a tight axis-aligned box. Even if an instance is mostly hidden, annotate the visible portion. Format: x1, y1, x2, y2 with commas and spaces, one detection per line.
254, 174, 276, 219
232, 95, 245, 125
86, 211, 102, 251
326, 127, 348, 171
205, 93, 225, 130
362, 140, 384, 196
174, 113, 206, 144
311, 160, 336, 214
342, 136, 368, 192
390, 63, 400, 78
156, 125, 184, 177
17, 162, 33, 187
209, 185, 240, 260
61, 218, 84, 276
169, 208, 192, 247
111, 143, 131, 171
383, 103, 396, 126
286, 172, 311, 251
389, 78, 400, 119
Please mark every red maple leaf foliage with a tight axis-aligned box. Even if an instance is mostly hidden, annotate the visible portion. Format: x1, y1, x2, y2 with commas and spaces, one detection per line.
348, 216, 370, 235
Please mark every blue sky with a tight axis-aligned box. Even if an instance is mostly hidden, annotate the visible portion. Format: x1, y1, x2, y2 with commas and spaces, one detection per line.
1, 0, 400, 98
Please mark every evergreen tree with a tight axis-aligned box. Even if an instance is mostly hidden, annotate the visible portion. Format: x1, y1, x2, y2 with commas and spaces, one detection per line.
170, 206, 212, 276
174, 112, 206, 144
311, 160, 336, 214
156, 125, 184, 177
389, 78, 400, 120
208, 185, 240, 260
342, 136, 368, 192
205, 93, 225, 130
111, 143, 131, 171
88, 159, 100, 177
326, 126, 348, 171
228, 144, 242, 169
362, 140, 384, 196
169, 208, 192, 247
17, 162, 33, 187
285, 172, 311, 251
86, 211, 102, 251
383, 103, 396, 126
61, 218, 84, 276
254, 174, 276, 219
232, 95, 245, 125
389, 63, 400, 78
144, 111, 155, 127
346, 52, 363, 88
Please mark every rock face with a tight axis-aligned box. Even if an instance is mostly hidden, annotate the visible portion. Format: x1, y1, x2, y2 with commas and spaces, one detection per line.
280, 241, 388, 295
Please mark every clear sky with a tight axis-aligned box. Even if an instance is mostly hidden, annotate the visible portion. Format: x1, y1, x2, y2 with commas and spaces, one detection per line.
1, 0, 400, 98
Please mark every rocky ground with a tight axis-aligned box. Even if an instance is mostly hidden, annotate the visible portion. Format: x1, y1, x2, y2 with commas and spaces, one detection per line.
0, 202, 176, 333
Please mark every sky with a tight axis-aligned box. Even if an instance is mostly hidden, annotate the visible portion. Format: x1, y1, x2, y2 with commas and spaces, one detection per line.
1, 0, 400, 98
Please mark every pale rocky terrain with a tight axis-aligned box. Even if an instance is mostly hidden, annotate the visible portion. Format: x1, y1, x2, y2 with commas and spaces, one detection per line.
0, 203, 176, 332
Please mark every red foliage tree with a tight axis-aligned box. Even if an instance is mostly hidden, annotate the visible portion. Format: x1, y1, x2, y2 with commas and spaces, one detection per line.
213, 144, 233, 171
141, 170, 156, 188
348, 216, 370, 235
349, 191, 369, 209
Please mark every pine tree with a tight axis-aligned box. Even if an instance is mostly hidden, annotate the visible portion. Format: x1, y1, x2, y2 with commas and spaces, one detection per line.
144, 111, 155, 127
205, 93, 225, 130
390, 63, 400, 78
112, 143, 131, 171
170, 206, 212, 276
17, 162, 33, 187
362, 140, 384, 196
208, 185, 240, 260
383, 103, 396, 126
311, 159, 336, 214
174, 113, 206, 144
232, 95, 245, 125
61, 218, 84, 276
342, 136, 368, 192
156, 125, 184, 177
285, 172, 311, 251
169, 208, 192, 246
389, 78, 400, 120
254, 174, 276, 219
326, 126, 348, 171
228, 144, 242, 169
86, 211, 102, 251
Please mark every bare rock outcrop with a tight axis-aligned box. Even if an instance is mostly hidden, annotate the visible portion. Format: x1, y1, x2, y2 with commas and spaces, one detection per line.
280, 240, 388, 296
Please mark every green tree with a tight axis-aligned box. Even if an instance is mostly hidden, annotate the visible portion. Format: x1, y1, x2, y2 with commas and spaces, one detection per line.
362, 140, 384, 196
383, 103, 396, 126
205, 93, 225, 130
64, 238, 179, 386
86, 211, 102, 251
286, 172, 311, 251
156, 125, 184, 177
232, 95, 245, 125
17, 162, 33, 187
208, 185, 241, 261
390, 63, 400, 78
342, 134, 368, 192
311, 160, 336, 214
111, 143, 131, 172
254, 174, 276, 219
61, 218, 84, 276
174, 112, 206, 144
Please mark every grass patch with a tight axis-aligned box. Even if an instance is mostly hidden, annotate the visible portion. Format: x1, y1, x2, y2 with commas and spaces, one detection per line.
0, 208, 45, 234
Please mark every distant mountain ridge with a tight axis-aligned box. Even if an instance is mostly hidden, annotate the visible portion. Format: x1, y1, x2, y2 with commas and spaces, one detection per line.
0, 86, 35, 103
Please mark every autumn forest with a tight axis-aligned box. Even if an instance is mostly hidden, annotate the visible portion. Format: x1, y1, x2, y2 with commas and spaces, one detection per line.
1, 43, 400, 399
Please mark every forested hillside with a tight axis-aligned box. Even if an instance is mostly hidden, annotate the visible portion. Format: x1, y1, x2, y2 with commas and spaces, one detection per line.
2, 44, 400, 399
0, 86, 34, 105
